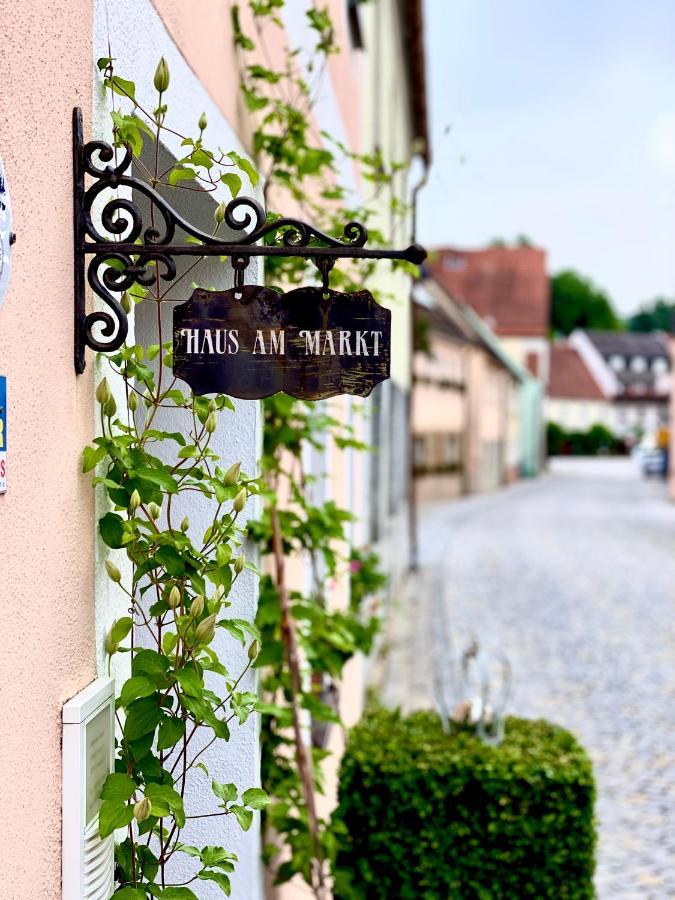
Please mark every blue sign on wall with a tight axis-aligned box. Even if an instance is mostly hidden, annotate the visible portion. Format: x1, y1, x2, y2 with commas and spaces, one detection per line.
0, 375, 6, 493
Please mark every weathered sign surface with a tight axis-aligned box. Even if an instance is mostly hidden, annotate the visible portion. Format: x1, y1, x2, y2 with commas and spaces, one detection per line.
173, 285, 391, 400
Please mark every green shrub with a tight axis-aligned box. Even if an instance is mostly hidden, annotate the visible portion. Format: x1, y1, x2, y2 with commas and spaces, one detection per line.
333, 709, 596, 900
547, 420, 625, 456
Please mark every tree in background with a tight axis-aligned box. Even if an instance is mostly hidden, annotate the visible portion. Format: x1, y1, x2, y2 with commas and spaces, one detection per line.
550, 269, 623, 336
628, 297, 675, 333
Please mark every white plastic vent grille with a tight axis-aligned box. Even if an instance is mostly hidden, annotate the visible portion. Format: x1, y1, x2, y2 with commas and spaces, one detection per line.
83, 820, 114, 898
63, 676, 115, 900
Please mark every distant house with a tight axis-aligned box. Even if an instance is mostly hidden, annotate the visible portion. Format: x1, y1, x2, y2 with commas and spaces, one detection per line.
546, 342, 613, 432
568, 330, 670, 437
425, 244, 551, 384
412, 279, 541, 502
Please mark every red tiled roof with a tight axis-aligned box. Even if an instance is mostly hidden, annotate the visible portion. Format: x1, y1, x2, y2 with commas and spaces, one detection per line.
426, 245, 550, 337
549, 343, 606, 400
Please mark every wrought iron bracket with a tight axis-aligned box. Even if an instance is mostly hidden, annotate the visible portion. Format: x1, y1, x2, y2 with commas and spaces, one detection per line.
73, 107, 426, 373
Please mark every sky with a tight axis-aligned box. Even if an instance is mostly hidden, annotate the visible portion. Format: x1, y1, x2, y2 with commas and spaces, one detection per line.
417, 0, 675, 315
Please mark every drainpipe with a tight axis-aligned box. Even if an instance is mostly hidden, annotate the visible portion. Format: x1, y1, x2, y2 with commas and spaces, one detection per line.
408, 152, 429, 572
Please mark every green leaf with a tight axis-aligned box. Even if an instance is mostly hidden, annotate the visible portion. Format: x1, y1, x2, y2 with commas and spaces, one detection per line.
111, 617, 133, 643
174, 667, 204, 697
145, 783, 186, 827
211, 780, 238, 803
242, 787, 270, 810
155, 545, 185, 576
198, 870, 231, 894
101, 773, 136, 802
132, 648, 170, 683
119, 676, 156, 707
150, 887, 199, 900
226, 150, 259, 187
200, 846, 238, 868
83, 444, 107, 472
108, 75, 136, 100
168, 166, 197, 186
137, 467, 179, 493
157, 715, 186, 751
190, 147, 214, 170
124, 697, 162, 741
220, 172, 242, 198
230, 804, 253, 831
154, 889, 199, 900
113, 888, 148, 899
99, 512, 125, 549
99, 798, 134, 837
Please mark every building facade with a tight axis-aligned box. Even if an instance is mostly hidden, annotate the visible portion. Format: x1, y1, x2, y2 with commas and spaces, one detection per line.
412, 279, 529, 502
426, 243, 551, 385
0, 2, 427, 898
546, 341, 613, 432
568, 329, 670, 439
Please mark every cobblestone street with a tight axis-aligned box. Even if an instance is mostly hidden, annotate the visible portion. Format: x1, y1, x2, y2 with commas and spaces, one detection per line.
378, 458, 675, 898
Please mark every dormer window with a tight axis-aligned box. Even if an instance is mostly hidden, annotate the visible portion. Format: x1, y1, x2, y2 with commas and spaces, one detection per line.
630, 356, 647, 373
652, 357, 668, 375
609, 355, 625, 371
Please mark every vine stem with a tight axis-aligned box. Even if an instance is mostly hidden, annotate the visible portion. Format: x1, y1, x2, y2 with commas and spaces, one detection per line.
269, 502, 330, 900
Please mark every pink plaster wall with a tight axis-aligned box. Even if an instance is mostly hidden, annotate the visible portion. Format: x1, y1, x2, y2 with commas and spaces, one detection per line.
151, 0, 246, 140
0, 2, 96, 896
152, 0, 363, 171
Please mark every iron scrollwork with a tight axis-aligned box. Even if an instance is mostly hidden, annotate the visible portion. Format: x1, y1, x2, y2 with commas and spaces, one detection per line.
73, 106, 426, 373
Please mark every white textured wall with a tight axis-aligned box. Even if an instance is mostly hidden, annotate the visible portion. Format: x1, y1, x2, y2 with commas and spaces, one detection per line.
93, 2, 263, 896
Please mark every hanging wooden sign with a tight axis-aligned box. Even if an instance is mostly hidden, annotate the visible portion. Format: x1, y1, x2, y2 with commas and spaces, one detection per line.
173, 285, 391, 400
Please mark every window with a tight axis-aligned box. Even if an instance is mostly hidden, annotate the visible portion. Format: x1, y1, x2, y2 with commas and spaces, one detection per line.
347, 0, 364, 49
442, 255, 467, 272
445, 434, 460, 466
630, 356, 647, 373
414, 437, 425, 468
652, 357, 669, 374
609, 355, 625, 371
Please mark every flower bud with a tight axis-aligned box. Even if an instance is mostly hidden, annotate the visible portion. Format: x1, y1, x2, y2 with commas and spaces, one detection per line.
134, 797, 152, 822
168, 585, 181, 609
148, 502, 161, 520
234, 553, 245, 574
205, 412, 217, 434
214, 201, 226, 225
121, 291, 132, 314
224, 461, 240, 486
194, 613, 217, 644
154, 56, 170, 93
104, 396, 117, 418
190, 594, 205, 619
128, 391, 138, 412
104, 629, 119, 656
181, 516, 189, 532
198, 111, 208, 131
96, 377, 111, 405
248, 639, 260, 661
129, 489, 141, 511
233, 488, 247, 513
105, 560, 122, 583
208, 398, 217, 413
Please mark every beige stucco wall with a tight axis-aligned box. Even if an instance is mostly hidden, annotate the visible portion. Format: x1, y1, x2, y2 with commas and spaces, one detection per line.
0, 1, 95, 896
546, 397, 614, 432
465, 348, 514, 492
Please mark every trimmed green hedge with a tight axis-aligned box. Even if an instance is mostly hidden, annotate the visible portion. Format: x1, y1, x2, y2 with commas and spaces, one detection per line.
333, 709, 596, 899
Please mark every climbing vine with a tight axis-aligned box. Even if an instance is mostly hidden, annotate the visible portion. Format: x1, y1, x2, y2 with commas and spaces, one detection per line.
233, 3, 409, 895
86, 0, 413, 895
84, 57, 269, 898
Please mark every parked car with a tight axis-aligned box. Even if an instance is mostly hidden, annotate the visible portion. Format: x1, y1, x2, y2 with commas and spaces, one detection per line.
634, 429, 669, 477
